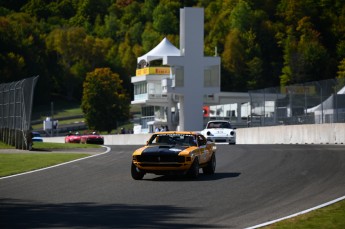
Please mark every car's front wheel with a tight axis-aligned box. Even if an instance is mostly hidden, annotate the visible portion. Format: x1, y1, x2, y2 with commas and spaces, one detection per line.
203, 153, 216, 174
131, 162, 145, 180
187, 158, 199, 179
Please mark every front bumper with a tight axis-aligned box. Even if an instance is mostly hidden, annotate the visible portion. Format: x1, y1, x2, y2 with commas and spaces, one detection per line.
132, 154, 193, 174
86, 138, 104, 144
206, 136, 236, 144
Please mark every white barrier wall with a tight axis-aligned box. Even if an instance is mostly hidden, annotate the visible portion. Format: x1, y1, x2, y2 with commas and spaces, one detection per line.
43, 123, 345, 145
103, 134, 151, 145
236, 123, 345, 144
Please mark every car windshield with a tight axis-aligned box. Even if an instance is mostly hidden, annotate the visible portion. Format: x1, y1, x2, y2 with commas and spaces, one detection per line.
207, 122, 232, 129
148, 134, 197, 147
33, 133, 41, 137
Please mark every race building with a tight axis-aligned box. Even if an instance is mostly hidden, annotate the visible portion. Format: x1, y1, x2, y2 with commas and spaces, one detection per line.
131, 7, 249, 133
131, 7, 344, 133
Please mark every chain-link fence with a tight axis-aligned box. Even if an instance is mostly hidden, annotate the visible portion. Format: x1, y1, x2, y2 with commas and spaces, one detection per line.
0, 76, 39, 149
248, 78, 345, 127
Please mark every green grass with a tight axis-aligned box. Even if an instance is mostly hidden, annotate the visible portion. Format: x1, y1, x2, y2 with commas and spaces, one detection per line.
0, 153, 90, 177
264, 200, 345, 228
0, 141, 15, 149
32, 98, 83, 121
32, 142, 100, 149
0, 141, 101, 151
0, 141, 102, 177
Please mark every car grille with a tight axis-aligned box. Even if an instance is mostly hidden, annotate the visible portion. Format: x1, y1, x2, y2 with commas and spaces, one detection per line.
137, 155, 185, 163
87, 139, 104, 144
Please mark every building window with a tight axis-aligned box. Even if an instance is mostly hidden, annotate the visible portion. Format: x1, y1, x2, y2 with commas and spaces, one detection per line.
175, 67, 184, 87
134, 82, 147, 95
204, 66, 219, 87
142, 106, 154, 116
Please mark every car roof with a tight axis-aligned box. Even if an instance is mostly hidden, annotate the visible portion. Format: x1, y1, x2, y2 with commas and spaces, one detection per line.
154, 131, 199, 135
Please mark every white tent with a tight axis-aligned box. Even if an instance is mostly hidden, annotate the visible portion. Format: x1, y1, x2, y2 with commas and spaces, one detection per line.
306, 85, 345, 123
137, 37, 180, 64
307, 85, 345, 113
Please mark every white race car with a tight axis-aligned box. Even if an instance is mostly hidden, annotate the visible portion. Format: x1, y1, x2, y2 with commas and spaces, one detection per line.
200, 120, 236, 145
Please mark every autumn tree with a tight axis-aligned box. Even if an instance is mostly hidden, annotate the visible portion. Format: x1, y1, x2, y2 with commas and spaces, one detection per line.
46, 27, 113, 99
81, 68, 130, 133
2, 0, 345, 99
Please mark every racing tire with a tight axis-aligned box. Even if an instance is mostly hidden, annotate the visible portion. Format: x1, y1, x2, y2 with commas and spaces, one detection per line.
203, 153, 216, 174
131, 162, 145, 180
187, 158, 199, 179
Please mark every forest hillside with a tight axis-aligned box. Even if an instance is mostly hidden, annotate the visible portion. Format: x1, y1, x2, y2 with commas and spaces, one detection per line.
1, 0, 345, 104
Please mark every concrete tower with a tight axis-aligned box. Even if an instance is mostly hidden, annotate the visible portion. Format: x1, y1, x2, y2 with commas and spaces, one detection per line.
164, 7, 220, 131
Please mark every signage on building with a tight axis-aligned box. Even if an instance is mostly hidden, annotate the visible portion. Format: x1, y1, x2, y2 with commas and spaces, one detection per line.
136, 67, 171, 76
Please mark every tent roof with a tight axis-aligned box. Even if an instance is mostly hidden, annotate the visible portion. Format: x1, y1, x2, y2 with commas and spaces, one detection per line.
307, 85, 345, 112
337, 85, 345, 95
137, 37, 180, 64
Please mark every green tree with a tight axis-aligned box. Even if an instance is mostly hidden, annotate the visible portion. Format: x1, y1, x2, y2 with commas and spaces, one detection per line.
337, 58, 345, 79
81, 68, 130, 133
152, 1, 180, 35
230, 0, 251, 32
279, 16, 330, 85
222, 28, 246, 90
46, 26, 113, 99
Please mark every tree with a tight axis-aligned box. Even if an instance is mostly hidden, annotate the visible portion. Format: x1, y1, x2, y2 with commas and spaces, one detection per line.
46, 27, 114, 99
152, 1, 180, 35
279, 16, 330, 85
81, 68, 130, 133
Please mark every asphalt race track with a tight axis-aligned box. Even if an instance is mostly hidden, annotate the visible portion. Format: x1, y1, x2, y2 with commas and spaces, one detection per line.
1, 144, 345, 228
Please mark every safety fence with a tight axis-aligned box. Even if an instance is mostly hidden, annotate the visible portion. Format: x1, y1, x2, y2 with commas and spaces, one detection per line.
248, 78, 345, 127
0, 76, 39, 149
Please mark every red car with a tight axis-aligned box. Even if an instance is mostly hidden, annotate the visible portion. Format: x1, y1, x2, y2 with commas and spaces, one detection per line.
65, 133, 81, 143
80, 132, 104, 145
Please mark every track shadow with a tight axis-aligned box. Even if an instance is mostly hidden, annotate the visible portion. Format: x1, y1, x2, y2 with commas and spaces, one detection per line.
30, 148, 51, 152
149, 172, 241, 182
0, 198, 222, 229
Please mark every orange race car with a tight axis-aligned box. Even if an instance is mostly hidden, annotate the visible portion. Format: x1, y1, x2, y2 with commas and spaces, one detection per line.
131, 131, 217, 180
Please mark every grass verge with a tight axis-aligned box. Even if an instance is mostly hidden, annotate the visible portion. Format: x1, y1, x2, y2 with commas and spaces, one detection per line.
0, 153, 90, 177
0, 141, 103, 178
32, 142, 101, 149
0, 141, 15, 149
264, 199, 345, 228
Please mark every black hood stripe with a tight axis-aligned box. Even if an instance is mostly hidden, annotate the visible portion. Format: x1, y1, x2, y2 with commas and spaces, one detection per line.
142, 145, 185, 155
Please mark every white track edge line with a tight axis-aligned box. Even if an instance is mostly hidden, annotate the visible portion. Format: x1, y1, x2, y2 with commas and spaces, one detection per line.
245, 195, 345, 229
0, 146, 111, 180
